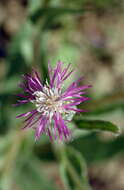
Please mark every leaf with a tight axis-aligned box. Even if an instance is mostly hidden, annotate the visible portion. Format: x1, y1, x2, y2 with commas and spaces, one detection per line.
60, 147, 92, 190
30, 7, 85, 23
74, 118, 120, 134
69, 133, 124, 164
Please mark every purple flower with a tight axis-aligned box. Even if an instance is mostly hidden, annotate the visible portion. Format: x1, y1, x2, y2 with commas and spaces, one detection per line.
16, 61, 91, 141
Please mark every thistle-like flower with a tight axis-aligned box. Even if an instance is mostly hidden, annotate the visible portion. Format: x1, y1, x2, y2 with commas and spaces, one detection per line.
16, 61, 91, 141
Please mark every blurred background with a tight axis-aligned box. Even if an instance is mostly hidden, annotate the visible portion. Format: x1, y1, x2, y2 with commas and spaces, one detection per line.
0, 0, 124, 190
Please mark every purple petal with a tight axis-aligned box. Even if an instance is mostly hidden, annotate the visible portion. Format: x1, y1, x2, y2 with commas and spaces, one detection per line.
16, 109, 36, 118
62, 69, 74, 81
65, 107, 87, 112
35, 117, 48, 140
61, 63, 71, 79
23, 112, 40, 130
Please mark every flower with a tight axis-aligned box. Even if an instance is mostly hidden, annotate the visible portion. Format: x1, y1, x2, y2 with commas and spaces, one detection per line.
16, 61, 91, 141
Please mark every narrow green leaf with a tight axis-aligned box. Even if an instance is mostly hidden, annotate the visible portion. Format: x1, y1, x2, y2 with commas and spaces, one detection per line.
74, 119, 120, 134
30, 7, 86, 23
60, 147, 92, 190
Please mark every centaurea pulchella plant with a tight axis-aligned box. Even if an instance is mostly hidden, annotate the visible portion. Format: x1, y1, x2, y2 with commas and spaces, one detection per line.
16, 61, 91, 141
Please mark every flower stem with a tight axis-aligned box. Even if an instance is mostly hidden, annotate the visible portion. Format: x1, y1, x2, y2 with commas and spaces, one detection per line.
52, 142, 92, 190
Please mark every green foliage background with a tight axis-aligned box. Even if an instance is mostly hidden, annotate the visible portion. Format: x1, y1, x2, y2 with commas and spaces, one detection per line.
0, 0, 124, 190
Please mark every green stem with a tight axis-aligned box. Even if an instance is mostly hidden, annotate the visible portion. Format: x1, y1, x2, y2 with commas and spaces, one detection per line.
52, 142, 92, 190
66, 160, 87, 190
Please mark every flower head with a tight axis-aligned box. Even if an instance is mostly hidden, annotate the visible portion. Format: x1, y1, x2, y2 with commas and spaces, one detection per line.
16, 61, 91, 141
